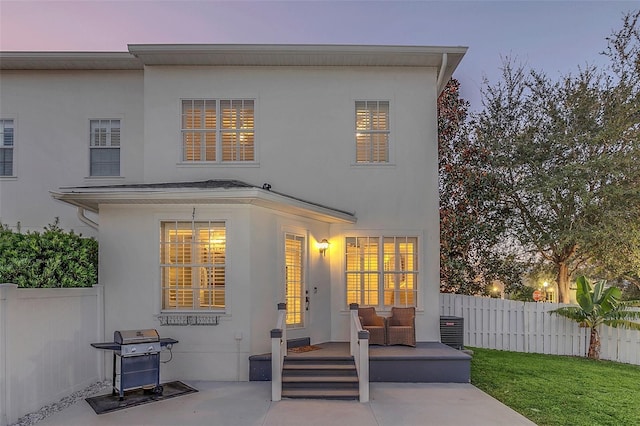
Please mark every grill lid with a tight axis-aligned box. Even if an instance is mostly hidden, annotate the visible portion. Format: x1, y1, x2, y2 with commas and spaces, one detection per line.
114, 329, 159, 345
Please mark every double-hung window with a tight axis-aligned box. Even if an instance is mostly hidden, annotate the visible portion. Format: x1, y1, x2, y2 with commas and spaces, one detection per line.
345, 236, 417, 308
89, 119, 120, 176
181, 99, 255, 162
160, 221, 226, 311
0, 119, 14, 176
355, 101, 389, 163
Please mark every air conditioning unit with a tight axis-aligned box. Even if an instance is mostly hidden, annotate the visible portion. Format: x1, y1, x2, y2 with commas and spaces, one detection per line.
440, 316, 464, 350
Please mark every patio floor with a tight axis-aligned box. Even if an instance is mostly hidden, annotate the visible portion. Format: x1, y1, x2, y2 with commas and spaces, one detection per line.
32, 381, 535, 426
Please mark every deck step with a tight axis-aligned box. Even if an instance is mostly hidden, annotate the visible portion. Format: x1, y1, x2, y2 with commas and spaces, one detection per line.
284, 363, 356, 370
281, 388, 360, 400
281, 356, 359, 400
283, 376, 358, 383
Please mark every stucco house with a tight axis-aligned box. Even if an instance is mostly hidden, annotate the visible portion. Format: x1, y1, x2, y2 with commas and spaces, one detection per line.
0, 44, 466, 382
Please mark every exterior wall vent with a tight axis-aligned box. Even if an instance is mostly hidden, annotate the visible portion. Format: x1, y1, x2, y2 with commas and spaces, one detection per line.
440, 316, 464, 350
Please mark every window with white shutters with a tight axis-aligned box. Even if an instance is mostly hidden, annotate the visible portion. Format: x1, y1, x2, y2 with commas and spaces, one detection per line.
0, 120, 14, 177
355, 101, 389, 163
182, 99, 254, 163
160, 221, 226, 311
346, 236, 417, 309
89, 119, 120, 176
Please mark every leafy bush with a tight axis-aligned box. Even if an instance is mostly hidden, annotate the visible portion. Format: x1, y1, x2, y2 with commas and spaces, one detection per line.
0, 219, 98, 287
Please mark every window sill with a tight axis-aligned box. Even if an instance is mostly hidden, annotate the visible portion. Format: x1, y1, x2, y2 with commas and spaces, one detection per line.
84, 176, 125, 179
157, 312, 225, 326
350, 162, 396, 168
0, 176, 17, 180
177, 162, 260, 168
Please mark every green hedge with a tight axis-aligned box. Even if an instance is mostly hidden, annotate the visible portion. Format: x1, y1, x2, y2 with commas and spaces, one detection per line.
0, 220, 98, 288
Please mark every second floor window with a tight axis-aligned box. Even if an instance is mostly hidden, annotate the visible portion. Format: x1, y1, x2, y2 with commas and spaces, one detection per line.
0, 119, 14, 176
181, 99, 255, 163
90, 119, 120, 176
355, 101, 389, 163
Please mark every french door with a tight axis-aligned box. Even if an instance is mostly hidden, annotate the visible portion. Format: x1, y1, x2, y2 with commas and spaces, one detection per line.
285, 233, 305, 328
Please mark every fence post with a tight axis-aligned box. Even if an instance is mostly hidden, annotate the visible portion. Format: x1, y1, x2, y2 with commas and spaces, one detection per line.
0, 284, 18, 426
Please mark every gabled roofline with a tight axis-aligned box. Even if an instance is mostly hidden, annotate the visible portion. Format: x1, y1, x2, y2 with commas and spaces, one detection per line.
51, 180, 356, 224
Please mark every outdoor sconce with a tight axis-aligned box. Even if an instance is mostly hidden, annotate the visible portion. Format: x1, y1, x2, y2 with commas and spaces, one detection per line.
318, 239, 329, 257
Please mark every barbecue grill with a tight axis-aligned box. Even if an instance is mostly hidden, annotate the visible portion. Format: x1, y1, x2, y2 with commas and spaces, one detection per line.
91, 329, 178, 400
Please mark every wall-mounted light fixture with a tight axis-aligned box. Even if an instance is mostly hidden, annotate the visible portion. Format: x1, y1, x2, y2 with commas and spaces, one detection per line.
318, 239, 329, 257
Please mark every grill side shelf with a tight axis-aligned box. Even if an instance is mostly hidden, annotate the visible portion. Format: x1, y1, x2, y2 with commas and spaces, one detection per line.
90, 338, 178, 351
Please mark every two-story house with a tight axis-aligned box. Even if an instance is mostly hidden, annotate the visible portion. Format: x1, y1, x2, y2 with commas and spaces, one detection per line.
0, 44, 466, 381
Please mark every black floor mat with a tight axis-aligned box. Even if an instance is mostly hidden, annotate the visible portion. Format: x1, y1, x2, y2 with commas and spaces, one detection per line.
85, 381, 198, 415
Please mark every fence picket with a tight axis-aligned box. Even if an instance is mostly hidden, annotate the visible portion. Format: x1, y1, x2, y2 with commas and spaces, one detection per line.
439, 293, 639, 365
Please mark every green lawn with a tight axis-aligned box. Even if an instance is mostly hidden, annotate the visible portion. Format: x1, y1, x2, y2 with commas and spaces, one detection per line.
470, 347, 640, 426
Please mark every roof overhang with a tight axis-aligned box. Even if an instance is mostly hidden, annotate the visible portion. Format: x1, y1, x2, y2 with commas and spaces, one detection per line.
51, 180, 356, 224
1, 44, 467, 94
0, 52, 143, 70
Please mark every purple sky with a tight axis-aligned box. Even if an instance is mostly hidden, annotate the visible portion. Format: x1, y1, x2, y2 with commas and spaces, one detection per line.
0, 1, 634, 110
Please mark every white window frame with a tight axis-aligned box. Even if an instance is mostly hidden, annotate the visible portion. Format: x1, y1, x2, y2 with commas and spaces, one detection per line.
345, 235, 419, 310
354, 100, 390, 164
160, 220, 227, 313
180, 99, 255, 164
0, 119, 15, 177
89, 119, 121, 177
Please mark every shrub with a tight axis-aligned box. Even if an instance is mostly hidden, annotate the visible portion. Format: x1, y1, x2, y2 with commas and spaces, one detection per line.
0, 219, 98, 287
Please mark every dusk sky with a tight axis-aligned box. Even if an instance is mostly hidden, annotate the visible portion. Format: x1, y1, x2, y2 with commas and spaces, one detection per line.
0, 1, 636, 110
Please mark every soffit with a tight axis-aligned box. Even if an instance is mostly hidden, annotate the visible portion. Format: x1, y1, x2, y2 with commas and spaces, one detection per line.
51, 180, 356, 224
0, 52, 143, 70
128, 44, 467, 68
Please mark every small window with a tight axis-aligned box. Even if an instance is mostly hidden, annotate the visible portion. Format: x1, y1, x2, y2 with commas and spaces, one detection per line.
346, 236, 417, 308
355, 101, 389, 163
182, 99, 254, 163
90, 120, 120, 176
160, 221, 226, 311
0, 119, 14, 176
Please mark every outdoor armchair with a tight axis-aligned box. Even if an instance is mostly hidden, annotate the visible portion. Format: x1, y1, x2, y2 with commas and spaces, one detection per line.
358, 306, 387, 345
386, 307, 416, 347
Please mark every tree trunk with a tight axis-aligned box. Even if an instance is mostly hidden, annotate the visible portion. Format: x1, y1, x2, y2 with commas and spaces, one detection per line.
556, 262, 571, 303
587, 327, 600, 359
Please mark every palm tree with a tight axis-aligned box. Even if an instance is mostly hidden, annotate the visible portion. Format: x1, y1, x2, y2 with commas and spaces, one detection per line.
550, 276, 640, 359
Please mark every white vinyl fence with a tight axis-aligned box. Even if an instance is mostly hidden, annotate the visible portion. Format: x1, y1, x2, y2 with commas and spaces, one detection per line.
0, 284, 104, 426
440, 293, 640, 365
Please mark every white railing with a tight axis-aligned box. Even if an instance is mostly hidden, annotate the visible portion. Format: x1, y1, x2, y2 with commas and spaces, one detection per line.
440, 293, 640, 365
349, 303, 369, 403
270, 303, 287, 401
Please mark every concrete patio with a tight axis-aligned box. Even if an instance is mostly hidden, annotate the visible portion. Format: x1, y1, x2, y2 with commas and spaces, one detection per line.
32, 381, 535, 426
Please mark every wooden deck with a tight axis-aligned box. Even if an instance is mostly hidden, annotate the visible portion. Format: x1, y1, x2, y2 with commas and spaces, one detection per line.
249, 341, 471, 383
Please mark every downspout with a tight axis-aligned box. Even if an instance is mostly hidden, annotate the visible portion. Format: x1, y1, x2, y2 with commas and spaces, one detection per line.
77, 207, 99, 231
436, 52, 448, 94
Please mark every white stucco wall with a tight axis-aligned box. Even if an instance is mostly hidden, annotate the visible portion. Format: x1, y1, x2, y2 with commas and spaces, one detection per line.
2, 59, 443, 382
99, 203, 332, 381
138, 65, 440, 341
0, 70, 144, 235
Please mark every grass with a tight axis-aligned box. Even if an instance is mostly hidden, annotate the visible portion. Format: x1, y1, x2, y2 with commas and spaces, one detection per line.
470, 347, 640, 426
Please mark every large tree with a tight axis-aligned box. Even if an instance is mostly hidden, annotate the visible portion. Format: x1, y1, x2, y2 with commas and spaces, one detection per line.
438, 79, 524, 295
471, 11, 640, 302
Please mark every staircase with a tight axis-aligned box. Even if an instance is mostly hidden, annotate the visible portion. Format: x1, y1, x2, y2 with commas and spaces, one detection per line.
281, 356, 359, 400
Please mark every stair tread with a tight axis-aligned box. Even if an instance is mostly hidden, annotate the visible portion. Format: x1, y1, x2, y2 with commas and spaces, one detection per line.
283, 375, 359, 383
284, 364, 356, 370
282, 389, 360, 398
